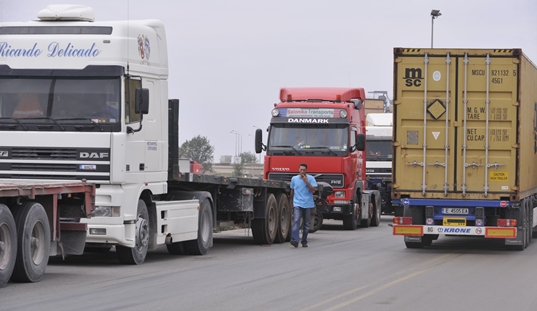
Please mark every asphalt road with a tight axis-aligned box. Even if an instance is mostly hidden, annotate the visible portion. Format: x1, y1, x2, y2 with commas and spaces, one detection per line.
2, 217, 537, 311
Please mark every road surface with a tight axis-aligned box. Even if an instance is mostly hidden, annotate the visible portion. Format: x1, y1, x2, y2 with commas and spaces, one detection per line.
2, 217, 537, 310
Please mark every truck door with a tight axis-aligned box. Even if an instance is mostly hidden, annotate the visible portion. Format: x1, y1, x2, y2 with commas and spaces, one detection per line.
394, 50, 518, 199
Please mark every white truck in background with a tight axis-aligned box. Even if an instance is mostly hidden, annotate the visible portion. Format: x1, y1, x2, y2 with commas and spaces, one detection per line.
365, 113, 393, 214
0, 3, 297, 285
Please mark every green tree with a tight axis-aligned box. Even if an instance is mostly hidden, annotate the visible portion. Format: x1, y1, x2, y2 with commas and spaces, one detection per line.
179, 135, 214, 172
239, 151, 258, 164
232, 163, 244, 177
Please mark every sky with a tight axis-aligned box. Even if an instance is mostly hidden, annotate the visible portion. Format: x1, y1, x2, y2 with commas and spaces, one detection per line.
1, 0, 536, 163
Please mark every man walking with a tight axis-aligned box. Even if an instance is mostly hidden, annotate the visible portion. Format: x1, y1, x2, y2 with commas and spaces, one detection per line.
290, 163, 317, 248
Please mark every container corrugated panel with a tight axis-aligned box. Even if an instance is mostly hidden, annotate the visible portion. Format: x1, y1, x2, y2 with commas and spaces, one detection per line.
392, 48, 537, 202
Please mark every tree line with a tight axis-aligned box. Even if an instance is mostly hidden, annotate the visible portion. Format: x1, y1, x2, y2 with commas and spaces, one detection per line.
179, 135, 259, 176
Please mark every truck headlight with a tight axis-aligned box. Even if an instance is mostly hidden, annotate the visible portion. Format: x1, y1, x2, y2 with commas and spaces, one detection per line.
334, 191, 345, 198
93, 206, 121, 217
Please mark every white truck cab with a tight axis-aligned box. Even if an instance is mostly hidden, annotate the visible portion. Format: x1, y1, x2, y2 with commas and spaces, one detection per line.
0, 5, 203, 265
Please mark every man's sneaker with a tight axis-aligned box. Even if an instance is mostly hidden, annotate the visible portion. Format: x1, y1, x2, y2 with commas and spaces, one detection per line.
302, 243, 308, 248
290, 240, 298, 248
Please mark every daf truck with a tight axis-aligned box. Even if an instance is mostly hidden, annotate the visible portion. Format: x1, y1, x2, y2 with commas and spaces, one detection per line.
0, 5, 311, 278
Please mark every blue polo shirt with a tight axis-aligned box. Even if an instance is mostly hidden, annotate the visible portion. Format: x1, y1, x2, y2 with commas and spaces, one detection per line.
290, 174, 318, 208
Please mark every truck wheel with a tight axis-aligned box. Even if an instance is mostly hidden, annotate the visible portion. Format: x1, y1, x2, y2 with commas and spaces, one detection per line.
311, 208, 323, 233
343, 201, 359, 230
370, 196, 381, 227
117, 200, 149, 264
11, 202, 50, 283
252, 193, 277, 245
185, 199, 213, 255
274, 194, 290, 243
308, 208, 318, 233
0, 204, 16, 287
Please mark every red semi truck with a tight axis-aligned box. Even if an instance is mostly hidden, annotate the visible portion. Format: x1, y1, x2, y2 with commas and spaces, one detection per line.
255, 87, 382, 230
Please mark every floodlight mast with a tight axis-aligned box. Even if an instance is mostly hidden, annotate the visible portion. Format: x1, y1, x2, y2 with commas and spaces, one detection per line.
431, 9, 442, 48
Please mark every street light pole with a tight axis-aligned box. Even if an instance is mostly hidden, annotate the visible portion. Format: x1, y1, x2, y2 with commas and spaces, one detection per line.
230, 130, 238, 157
431, 9, 442, 48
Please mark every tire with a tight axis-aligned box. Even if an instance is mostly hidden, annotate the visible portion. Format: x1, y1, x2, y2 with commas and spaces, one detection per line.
0, 204, 17, 287
370, 195, 381, 227
274, 194, 290, 243
185, 199, 213, 255
11, 202, 51, 283
117, 200, 149, 264
311, 208, 324, 233
308, 207, 320, 233
343, 200, 359, 230
166, 241, 187, 255
252, 193, 277, 245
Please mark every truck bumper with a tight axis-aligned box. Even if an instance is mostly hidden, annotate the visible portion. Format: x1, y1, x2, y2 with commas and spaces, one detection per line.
321, 203, 353, 219
392, 224, 517, 239
85, 223, 135, 247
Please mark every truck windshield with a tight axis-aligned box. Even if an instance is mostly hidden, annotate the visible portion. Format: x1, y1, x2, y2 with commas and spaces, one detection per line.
0, 77, 120, 126
268, 124, 348, 156
366, 139, 392, 161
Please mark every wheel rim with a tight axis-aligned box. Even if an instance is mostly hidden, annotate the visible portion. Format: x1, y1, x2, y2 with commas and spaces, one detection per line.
268, 206, 276, 235
0, 222, 13, 270
280, 206, 289, 233
31, 221, 46, 265
200, 209, 211, 244
135, 215, 149, 252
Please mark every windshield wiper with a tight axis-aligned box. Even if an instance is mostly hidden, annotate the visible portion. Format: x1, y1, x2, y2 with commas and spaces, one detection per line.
55, 118, 104, 132
25, 117, 65, 131
0, 117, 28, 130
271, 145, 302, 154
308, 146, 338, 156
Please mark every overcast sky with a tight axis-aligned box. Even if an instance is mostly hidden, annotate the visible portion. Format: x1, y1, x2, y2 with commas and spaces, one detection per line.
2, 0, 536, 163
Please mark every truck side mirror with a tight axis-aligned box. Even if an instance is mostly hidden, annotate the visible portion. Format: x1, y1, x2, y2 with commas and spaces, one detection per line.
255, 128, 264, 153
355, 133, 365, 151
351, 99, 362, 110
135, 88, 149, 114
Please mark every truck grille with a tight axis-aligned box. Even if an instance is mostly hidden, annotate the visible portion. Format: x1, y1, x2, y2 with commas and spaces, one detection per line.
268, 172, 345, 188
0, 147, 110, 181
11, 148, 78, 159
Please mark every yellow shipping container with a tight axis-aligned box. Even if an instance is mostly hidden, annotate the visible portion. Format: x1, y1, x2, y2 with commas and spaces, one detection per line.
392, 48, 537, 202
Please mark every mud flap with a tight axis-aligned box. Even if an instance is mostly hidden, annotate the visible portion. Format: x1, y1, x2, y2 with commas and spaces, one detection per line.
404, 236, 423, 243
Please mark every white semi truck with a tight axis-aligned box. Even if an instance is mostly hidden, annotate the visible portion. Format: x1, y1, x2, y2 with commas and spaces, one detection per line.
365, 113, 393, 214
0, 4, 312, 284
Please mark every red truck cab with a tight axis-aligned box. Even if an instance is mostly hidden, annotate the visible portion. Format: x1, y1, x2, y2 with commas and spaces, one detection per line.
255, 87, 382, 230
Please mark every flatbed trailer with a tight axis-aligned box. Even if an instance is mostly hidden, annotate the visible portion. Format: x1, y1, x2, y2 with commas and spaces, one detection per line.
0, 181, 95, 287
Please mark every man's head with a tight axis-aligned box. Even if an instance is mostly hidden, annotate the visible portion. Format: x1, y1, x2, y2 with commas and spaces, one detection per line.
299, 163, 308, 175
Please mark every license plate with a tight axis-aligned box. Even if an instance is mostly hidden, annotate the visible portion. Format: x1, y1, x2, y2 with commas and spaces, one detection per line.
442, 208, 469, 215
443, 217, 466, 226
79, 164, 97, 170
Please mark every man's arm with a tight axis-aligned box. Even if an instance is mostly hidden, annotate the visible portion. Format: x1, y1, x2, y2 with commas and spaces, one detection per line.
303, 175, 316, 194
